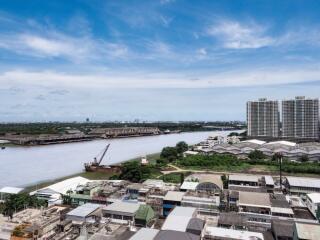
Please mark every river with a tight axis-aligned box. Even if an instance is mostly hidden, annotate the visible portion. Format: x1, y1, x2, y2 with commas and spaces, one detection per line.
0, 130, 240, 188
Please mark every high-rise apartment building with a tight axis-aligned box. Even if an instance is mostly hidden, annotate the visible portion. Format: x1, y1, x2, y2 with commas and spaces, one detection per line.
282, 96, 319, 139
247, 98, 280, 138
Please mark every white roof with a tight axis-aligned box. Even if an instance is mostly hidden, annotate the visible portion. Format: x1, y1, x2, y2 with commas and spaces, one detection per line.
129, 228, 159, 240
180, 181, 199, 191
295, 222, 320, 240
103, 201, 140, 214
161, 206, 196, 232
229, 174, 260, 183
164, 191, 185, 202
0, 186, 24, 194
307, 193, 320, 203
31, 176, 89, 195
286, 177, 320, 189
184, 150, 199, 155
143, 179, 164, 188
266, 141, 296, 147
242, 139, 266, 145
67, 203, 101, 218
271, 207, 294, 215
264, 176, 274, 186
204, 227, 264, 240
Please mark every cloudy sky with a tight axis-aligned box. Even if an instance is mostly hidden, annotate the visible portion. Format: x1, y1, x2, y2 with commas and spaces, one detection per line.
1, 0, 320, 122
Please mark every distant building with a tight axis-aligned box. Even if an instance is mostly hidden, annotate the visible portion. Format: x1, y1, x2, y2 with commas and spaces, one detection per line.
247, 98, 280, 138
282, 96, 319, 140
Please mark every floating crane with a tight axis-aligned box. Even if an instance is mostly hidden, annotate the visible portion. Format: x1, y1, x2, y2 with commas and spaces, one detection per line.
84, 143, 121, 173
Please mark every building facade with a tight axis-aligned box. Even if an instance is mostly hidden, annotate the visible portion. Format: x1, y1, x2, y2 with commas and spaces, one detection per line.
247, 98, 280, 138
282, 96, 319, 140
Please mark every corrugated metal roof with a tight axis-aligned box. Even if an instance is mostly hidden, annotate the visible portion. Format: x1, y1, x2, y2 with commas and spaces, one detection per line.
180, 181, 199, 191
129, 228, 159, 240
67, 203, 101, 218
103, 201, 140, 214
161, 206, 196, 232
0, 186, 24, 194
164, 191, 185, 202
286, 177, 320, 189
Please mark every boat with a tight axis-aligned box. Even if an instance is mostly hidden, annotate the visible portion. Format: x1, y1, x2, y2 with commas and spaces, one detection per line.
84, 143, 121, 173
1, 146, 5, 150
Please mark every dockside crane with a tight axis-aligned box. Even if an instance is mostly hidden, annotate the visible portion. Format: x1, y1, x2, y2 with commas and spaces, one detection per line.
93, 143, 110, 166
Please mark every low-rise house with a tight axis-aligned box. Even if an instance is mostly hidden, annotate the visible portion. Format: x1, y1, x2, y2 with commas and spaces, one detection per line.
218, 212, 248, 230
181, 192, 220, 216
129, 228, 159, 240
202, 226, 264, 240
228, 174, 260, 188
163, 191, 185, 217
238, 192, 272, 231
30, 176, 90, 204
293, 222, 320, 240
161, 206, 197, 232
134, 205, 155, 227
102, 201, 141, 224
284, 177, 320, 196
306, 193, 320, 220
66, 203, 102, 224
271, 220, 294, 240
0, 187, 24, 202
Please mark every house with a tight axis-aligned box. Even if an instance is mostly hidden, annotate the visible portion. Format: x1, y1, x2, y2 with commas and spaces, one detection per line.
163, 191, 185, 217
161, 206, 197, 232
306, 193, 320, 220
30, 176, 90, 203
293, 222, 320, 240
284, 177, 320, 196
129, 228, 159, 240
202, 226, 264, 240
66, 203, 102, 224
102, 201, 141, 224
134, 205, 155, 227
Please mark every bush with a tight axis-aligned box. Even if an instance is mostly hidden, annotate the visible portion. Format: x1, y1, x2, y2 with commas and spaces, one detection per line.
248, 150, 266, 160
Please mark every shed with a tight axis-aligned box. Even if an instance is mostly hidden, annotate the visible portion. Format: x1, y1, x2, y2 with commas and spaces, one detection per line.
129, 228, 159, 240
186, 218, 204, 236
135, 205, 155, 227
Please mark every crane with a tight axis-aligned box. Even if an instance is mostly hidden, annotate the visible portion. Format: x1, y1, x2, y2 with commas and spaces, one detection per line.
93, 143, 110, 166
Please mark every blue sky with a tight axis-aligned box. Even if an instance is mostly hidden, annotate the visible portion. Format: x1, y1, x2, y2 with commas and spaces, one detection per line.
0, 0, 320, 122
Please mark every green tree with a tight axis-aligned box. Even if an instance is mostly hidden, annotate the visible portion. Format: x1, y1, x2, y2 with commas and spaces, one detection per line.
119, 161, 143, 182
228, 132, 239, 137
160, 147, 178, 162
299, 155, 309, 162
248, 150, 266, 160
176, 141, 188, 154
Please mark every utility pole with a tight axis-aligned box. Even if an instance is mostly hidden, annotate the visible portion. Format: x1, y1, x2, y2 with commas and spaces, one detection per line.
278, 153, 283, 191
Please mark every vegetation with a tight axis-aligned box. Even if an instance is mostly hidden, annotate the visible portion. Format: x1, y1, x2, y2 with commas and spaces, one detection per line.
160, 147, 178, 162
118, 161, 161, 182
0, 121, 245, 136
221, 174, 228, 189
176, 141, 188, 154
0, 193, 47, 218
177, 154, 250, 171
162, 172, 190, 184
248, 150, 266, 160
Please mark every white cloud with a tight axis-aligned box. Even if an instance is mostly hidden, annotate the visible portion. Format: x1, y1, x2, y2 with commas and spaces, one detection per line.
1, 66, 320, 89
207, 19, 275, 49
0, 31, 130, 62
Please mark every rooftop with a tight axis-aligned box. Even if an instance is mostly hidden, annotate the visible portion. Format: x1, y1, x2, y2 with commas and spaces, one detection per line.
164, 191, 185, 202
161, 206, 196, 232
286, 176, 320, 188
238, 192, 271, 208
180, 181, 199, 191
0, 186, 24, 194
204, 226, 264, 240
295, 222, 320, 240
229, 174, 260, 183
129, 228, 159, 240
242, 139, 266, 145
31, 176, 89, 195
307, 193, 320, 203
154, 230, 200, 240
103, 201, 141, 214
67, 203, 101, 218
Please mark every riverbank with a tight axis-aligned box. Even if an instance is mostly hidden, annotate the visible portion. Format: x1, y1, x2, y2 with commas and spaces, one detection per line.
24, 152, 161, 193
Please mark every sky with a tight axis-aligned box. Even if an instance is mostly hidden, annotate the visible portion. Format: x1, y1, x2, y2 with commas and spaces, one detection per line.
0, 0, 320, 122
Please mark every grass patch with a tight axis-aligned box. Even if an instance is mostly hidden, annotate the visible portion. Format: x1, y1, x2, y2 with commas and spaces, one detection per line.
162, 172, 186, 184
